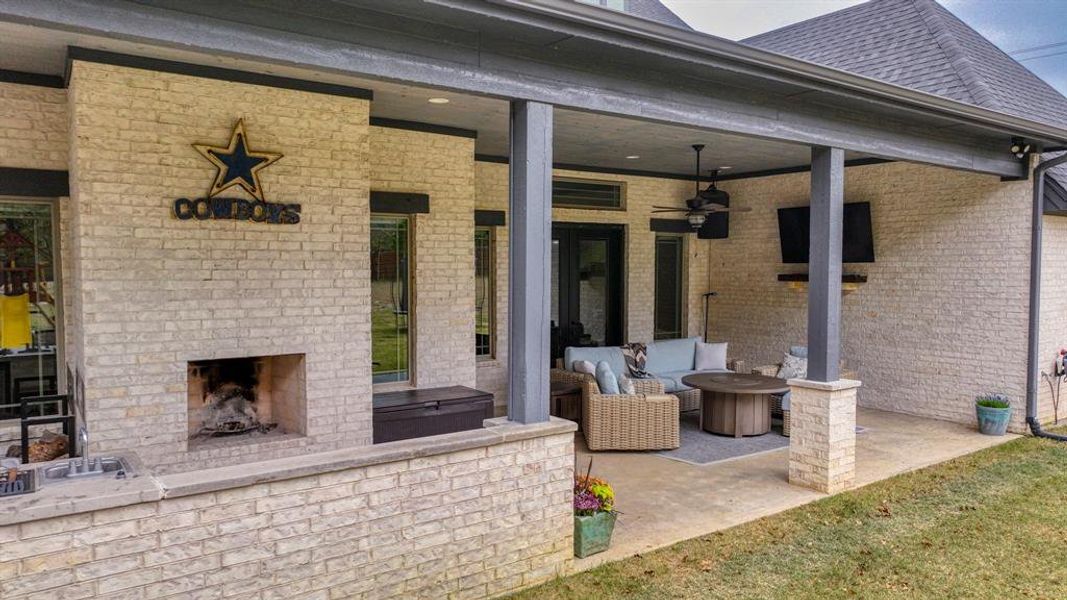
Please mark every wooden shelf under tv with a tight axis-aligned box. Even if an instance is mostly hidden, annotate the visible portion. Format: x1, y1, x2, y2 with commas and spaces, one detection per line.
777, 273, 867, 283
777, 273, 867, 294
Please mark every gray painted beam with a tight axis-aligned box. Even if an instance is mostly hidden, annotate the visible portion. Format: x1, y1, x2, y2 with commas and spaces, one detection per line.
807, 146, 844, 382
0, 0, 1028, 177
507, 100, 552, 424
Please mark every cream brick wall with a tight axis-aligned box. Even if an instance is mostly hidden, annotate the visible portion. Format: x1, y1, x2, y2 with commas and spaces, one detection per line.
0, 81, 68, 170
0, 430, 575, 600
710, 162, 1034, 429
67, 61, 373, 472
473, 161, 709, 405
370, 127, 477, 390
1038, 215, 1067, 425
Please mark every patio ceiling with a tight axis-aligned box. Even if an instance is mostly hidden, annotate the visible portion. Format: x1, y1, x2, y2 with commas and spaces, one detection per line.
0, 0, 1050, 178
0, 20, 859, 178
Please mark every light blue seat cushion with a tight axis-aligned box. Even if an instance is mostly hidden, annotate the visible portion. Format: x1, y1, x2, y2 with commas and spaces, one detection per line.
653, 368, 731, 393
564, 346, 627, 376
595, 361, 620, 395
645, 337, 699, 373
789, 346, 808, 359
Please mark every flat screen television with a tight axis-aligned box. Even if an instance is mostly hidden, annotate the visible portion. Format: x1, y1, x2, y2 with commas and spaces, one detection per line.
777, 202, 875, 263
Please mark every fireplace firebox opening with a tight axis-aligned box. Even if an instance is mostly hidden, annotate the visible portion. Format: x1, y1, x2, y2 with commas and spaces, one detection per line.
187, 354, 306, 445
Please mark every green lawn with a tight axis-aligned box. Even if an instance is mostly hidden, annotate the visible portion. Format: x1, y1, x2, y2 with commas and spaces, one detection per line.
371, 305, 407, 377
513, 433, 1067, 599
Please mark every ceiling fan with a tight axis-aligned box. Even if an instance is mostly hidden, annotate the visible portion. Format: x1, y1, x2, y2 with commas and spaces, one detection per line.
652, 144, 751, 230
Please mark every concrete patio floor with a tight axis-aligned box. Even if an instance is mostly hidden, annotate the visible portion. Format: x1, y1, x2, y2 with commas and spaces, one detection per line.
574, 407, 1019, 570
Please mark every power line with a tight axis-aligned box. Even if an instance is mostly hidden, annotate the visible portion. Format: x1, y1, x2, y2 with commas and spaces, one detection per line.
1018, 49, 1067, 62
1010, 40, 1067, 55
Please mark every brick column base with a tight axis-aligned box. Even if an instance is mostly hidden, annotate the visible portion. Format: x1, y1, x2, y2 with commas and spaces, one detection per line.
786, 378, 862, 494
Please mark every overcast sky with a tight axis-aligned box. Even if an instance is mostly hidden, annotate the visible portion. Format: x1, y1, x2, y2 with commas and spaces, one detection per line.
661, 0, 1067, 95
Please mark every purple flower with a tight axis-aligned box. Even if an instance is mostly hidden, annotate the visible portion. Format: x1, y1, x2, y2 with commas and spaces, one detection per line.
574, 491, 601, 514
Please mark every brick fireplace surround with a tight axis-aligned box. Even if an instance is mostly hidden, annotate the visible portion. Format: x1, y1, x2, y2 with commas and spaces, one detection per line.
66, 61, 376, 474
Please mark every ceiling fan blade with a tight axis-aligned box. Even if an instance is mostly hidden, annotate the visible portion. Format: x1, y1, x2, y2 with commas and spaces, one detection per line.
707, 206, 753, 213
652, 205, 689, 210
651, 208, 688, 213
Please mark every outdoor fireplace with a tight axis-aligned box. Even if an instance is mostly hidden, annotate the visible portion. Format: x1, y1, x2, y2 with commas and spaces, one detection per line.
187, 354, 306, 445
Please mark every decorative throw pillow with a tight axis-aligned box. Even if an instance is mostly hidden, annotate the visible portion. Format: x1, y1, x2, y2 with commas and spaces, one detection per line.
573, 360, 596, 376
617, 374, 637, 395
777, 353, 808, 380
595, 361, 621, 394
621, 343, 651, 378
695, 341, 728, 371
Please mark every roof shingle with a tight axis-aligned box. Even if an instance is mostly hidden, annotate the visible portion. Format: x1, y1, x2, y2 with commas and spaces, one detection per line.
743, 0, 1067, 129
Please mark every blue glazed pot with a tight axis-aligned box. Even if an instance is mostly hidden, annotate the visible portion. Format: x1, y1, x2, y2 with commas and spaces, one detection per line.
976, 404, 1012, 436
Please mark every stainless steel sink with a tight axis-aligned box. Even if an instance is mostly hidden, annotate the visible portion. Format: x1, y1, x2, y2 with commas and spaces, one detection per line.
38, 456, 135, 483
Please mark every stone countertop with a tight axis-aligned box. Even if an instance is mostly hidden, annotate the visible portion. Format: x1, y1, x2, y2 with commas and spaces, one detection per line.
0, 417, 577, 526
0, 454, 161, 526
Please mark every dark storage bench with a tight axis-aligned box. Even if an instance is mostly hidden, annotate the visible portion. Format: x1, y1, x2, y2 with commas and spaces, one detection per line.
372, 386, 494, 443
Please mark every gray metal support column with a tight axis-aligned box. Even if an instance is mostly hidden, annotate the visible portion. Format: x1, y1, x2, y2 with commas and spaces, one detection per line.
507, 100, 553, 423
807, 146, 845, 382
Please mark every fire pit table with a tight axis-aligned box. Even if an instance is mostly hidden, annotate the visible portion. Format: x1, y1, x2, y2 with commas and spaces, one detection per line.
681, 373, 790, 438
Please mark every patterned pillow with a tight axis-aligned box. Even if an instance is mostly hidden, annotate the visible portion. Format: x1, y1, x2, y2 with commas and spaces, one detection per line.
621, 343, 652, 378
777, 353, 808, 380
618, 374, 637, 395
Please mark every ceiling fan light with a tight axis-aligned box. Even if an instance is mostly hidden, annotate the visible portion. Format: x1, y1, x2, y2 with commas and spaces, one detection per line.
687, 212, 706, 229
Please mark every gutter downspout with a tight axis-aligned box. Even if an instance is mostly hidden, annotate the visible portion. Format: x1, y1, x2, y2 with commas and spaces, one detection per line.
1027, 152, 1067, 440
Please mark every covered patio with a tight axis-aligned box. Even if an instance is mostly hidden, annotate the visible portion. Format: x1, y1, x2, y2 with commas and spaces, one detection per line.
1, 1, 1065, 598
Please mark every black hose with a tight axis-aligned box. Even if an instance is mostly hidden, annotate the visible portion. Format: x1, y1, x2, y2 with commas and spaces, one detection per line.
1027, 152, 1067, 440
1027, 416, 1067, 441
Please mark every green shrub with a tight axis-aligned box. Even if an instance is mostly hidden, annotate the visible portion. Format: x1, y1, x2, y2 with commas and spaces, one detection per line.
976, 393, 1010, 409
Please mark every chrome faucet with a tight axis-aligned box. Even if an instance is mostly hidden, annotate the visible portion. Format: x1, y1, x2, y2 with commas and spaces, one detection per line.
78, 427, 90, 473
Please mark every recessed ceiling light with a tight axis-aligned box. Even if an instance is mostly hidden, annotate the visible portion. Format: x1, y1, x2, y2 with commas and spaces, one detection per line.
428, 97, 450, 104
625, 155, 640, 160
718, 166, 733, 170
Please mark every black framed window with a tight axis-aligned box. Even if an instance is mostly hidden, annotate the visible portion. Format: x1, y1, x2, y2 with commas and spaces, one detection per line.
475, 227, 495, 359
371, 215, 411, 384
0, 199, 61, 419
654, 235, 684, 340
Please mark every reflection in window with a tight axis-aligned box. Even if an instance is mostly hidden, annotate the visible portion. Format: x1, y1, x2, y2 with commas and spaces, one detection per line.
474, 227, 494, 359
0, 201, 59, 419
371, 215, 410, 384
654, 235, 684, 340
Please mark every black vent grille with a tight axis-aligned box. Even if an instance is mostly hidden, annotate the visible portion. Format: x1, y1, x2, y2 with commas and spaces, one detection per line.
552, 178, 624, 209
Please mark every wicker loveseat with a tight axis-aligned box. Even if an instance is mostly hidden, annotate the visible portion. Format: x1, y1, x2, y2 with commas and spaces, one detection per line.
551, 368, 679, 451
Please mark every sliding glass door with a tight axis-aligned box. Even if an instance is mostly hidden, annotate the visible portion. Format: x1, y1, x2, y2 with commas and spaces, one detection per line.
551, 223, 624, 361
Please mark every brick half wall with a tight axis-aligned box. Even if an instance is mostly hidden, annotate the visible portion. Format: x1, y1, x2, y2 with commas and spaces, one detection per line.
0, 420, 576, 599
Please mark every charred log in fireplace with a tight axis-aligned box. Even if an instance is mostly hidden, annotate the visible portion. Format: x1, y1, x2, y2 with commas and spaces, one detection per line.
191, 358, 277, 438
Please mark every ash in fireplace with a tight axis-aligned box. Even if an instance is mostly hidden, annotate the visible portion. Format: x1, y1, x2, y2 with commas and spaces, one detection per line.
198, 382, 275, 437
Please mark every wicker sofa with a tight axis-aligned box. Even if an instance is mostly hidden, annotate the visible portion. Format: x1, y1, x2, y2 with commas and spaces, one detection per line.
551, 368, 679, 450
551, 338, 743, 412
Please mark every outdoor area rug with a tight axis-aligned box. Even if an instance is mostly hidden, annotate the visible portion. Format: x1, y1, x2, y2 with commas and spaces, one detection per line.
655, 412, 866, 466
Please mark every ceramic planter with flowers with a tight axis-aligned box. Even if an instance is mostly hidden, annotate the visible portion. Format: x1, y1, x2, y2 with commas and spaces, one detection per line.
975, 393, 1012, 436
573, 459, 617, 558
